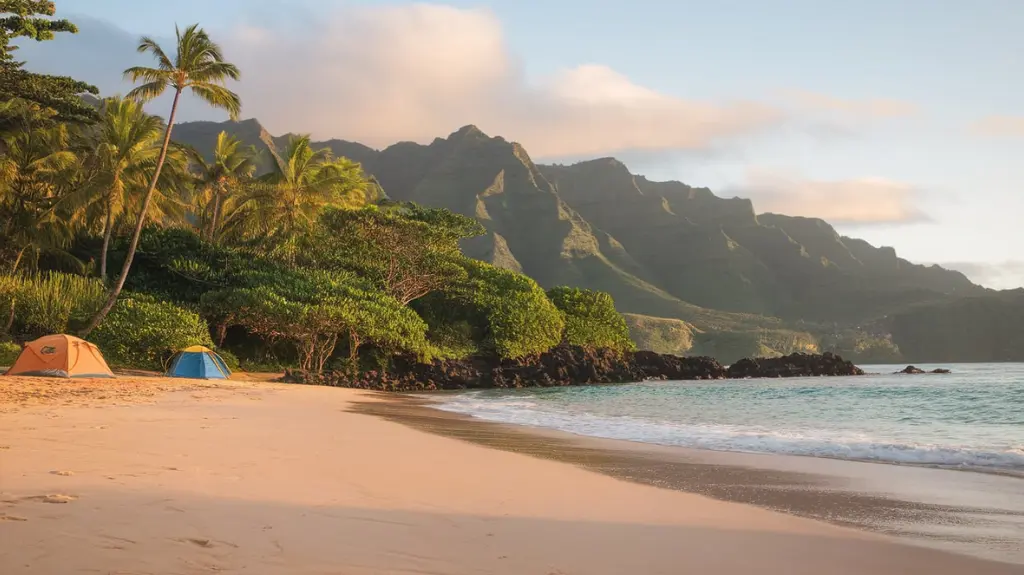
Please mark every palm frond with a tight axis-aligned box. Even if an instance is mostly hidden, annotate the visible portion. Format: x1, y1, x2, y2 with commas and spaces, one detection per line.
188, 83, 242, 120
125, 80, 169, 103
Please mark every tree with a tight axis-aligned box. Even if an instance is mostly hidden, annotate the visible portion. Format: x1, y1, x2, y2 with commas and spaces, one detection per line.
81, 23, 240, 337
315, 203, 485, 305
0, 1, 98, 123
547, 286, 635, 353
223, 135, 371, 264
0, 102, 78, 272
185, 131, 256, 242
69, 96, 169, 280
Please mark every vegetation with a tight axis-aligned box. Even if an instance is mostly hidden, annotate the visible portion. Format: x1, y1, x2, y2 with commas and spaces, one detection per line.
0, 0, 98, 123
81, 22, 242, 337
548, 287, 634, 353
0, 340, 19, 365
90, 295, 213, 369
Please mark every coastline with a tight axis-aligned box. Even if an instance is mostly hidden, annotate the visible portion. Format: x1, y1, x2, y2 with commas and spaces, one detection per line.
358, 393, 1024, 566
1, 378, 1021, 574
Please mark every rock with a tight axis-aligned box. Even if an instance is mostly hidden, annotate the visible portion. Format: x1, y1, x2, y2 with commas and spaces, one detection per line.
930, 368, 951, 374
726, 352, 864, 379
897, 365, 926, 374
281, 346, 864, 391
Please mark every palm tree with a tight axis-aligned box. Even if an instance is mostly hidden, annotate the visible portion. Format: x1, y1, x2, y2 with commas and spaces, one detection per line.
222, 135, 370, 264
0, 113, 79, 273
186, 131, 257, 242
70, 96, 164, 280
81, 23, 240, 337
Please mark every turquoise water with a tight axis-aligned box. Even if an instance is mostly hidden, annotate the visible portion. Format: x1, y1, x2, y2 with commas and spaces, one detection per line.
435, 363, 1024, 471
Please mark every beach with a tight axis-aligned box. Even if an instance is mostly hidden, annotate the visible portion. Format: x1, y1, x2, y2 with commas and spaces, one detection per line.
1, 377, 1022, 574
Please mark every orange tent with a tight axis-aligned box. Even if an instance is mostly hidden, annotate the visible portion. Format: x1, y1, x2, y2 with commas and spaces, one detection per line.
5, 334, 114, 378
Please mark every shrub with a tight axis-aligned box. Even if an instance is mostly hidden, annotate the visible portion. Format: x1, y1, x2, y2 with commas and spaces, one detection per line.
9, 272, 105, 338
547, 286, 635, 353
215, 349, 240, 371
90, 298, 214, 370
0, 341, 21, 366
456, 260, 564, 359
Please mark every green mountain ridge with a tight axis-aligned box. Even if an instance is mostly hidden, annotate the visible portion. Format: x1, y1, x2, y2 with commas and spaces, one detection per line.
169, 119, 1016, 362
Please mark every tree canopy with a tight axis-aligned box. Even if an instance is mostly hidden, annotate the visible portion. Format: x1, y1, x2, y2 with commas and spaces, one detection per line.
0, 0, 98, 123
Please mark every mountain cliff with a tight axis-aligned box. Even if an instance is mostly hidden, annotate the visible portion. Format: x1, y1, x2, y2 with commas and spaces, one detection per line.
170, 119, 1015, 362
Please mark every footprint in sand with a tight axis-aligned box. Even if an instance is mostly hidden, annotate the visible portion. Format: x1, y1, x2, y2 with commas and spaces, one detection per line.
0, 513, 28, 522
50, 470, 74, 476
24, 494, 77, 504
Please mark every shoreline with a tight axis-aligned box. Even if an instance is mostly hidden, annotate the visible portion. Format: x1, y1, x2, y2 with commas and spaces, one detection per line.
2, 378, 1022, 574
358, 393, 1024, 566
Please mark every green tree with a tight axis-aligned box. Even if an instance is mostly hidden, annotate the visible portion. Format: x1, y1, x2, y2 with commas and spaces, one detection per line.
0, 103, 78, 273
69, 96, 182, 280
547, 286, 635, 353
224, 135, 371, 263
454, 259, 564, 359
186, 130, 257, 242
315, 203, 484, 304
0, 1, 98, 123
82, 23, 240, 337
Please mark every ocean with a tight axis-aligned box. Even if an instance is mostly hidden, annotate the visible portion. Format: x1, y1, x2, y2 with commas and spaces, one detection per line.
434, 362, 1024, 473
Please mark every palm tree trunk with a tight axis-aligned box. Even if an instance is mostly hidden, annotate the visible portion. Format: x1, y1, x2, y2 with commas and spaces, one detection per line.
80, 89, 182, 338
209, 188, 223, 242
99, 196, 114, 281
4, 246, 26, 334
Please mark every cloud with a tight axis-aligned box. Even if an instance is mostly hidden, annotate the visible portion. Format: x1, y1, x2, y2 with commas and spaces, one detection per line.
782, 90, 918, 119
17, 5, 782, 158
968, 115, 1024, 137
226, 4, 784, 157
735, 169, 929, 225
938, 261, 1024, 290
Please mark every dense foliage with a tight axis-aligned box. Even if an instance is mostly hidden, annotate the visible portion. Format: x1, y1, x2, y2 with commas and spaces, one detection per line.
90, 296, 214, 369
0, 1, 98, 123
548, 287, 634, 353
0, 4, 635, 375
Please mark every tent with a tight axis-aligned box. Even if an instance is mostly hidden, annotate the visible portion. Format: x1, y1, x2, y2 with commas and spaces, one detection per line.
5, 334, 115, 378
165, 346, 232, 379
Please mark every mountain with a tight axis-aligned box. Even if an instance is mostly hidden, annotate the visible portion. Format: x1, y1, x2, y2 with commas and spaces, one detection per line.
170, 119, 1015, 362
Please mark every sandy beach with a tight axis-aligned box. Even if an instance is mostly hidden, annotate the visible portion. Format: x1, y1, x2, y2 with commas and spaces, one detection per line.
1, 377, 1022, 574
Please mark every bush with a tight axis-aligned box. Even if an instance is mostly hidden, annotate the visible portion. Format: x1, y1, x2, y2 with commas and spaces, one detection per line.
215, 349, 240, 371
8, 272, 105, 338
90, 298, 214, 370
457, 260, 564, 359
547, 287, 635, 353
0, 341, 21, 366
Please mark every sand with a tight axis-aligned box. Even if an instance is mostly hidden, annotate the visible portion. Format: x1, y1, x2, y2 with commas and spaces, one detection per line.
1, 377, 1021, 575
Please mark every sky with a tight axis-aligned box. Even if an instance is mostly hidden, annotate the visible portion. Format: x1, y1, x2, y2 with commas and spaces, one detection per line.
14, 0, 1024, 288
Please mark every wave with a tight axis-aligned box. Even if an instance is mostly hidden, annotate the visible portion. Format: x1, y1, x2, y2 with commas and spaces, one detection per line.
434, 394, 1024, 471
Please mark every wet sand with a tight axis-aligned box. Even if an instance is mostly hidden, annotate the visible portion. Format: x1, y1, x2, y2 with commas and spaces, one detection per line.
1, 378, 1021, 574
356, 393, 1024, 565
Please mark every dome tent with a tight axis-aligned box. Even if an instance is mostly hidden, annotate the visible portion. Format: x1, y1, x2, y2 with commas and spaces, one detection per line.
5, 334, 114, 378
165, 346, 231, 379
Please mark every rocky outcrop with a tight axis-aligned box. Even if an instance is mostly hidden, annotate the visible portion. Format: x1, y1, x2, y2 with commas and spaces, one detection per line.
281, 346, 863, 392
727, 352, 864, 379
896, 365, 952, 374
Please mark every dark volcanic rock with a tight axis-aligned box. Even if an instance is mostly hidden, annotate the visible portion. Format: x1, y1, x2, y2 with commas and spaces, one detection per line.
281, 346, 863, 391
930, 368, 952, 374
726, 352, 864, 379
897, 365, 926, 374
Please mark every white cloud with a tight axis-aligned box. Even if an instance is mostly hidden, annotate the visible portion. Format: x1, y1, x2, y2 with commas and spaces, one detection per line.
218, 4, 783, 157
781, 90, 917, 119
968, 115, 1024, 137
740, 169, 928, 224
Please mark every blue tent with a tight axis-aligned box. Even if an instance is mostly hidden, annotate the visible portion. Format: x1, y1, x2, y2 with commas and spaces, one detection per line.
166, 346, 231, 379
